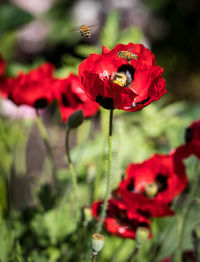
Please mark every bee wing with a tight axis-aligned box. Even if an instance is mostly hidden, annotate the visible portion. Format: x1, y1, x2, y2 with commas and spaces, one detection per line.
88, 24, 98, 29
127, 48, 138, 58
69, 27, 80, 33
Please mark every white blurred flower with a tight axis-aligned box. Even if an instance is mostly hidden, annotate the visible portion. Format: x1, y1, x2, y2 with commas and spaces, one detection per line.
17, 20, 50, 53
0, 98, 36, 120
11, 0, 54, 15
72, 0, 101, 27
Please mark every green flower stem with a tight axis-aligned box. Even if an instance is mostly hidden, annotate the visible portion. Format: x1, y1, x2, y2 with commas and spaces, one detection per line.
65, 127, 79, 219
91, 254, 97, 262
97, 109, 113, 233
174, 160, 200, 262
35, 110, 57, 190
128, 245, 139, 262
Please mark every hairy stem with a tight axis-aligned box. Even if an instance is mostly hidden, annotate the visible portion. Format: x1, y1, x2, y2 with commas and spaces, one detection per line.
96, 109, 113, 233
65, 127, 79, 219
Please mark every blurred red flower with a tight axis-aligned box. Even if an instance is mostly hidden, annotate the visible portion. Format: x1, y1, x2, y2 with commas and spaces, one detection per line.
160, 250, 197, 262
119, 189, 175, 217
119, 154, 188, 204
170, 145, 192, 162
184, 119, 200, 159
0, 63, 56, 108
53, 74, 99, 122
92, 198, 150, 239
0, 54, 6, 76
79, 43, 166, 110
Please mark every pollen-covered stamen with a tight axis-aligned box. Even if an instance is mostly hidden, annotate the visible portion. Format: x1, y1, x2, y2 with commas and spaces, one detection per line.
99, 70, 110, 81
145, 174, 168, 198
145, 183, 159, 198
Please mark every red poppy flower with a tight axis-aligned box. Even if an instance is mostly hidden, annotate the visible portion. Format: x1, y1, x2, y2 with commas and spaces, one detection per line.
79, 43, 166, 110
92, 198, 150, 239
119, 154, 188, 204
53, 74, 99, 122
0, 54, 6, 76
170, 145, 192, 162
184, 119, 200, 159
0, 63, 56, 108
119, 189, 175, 217
160, 251, 197, 262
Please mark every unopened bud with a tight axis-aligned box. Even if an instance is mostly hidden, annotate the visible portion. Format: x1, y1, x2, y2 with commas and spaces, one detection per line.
87, 163, 97, 182
67, 110, 84, 129
136, 227, 149, 246
91, 233, 104, 255
83, 207, 92, 226
145, 183, 158, 198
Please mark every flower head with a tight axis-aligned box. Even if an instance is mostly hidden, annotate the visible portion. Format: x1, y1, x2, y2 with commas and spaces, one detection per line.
54, 74, 99, 122
79, 43, 166, 110
0, 63, 56, 108
92, 198, 150, 239
160, 251, 197, 262
184, 119, 200, 159
0, 54, 6, 77
119, 154, 188, 204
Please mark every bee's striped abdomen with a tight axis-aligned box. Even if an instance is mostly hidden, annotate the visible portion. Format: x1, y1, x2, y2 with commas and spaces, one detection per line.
80, 25, 92, 39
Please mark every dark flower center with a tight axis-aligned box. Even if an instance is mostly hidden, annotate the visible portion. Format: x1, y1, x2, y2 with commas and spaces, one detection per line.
155, 174, 168, 192
126, 178, 135, 192
96, 95, 114, 110
185, 127, 193, 144
117, 64, 135, 84
62, 93, 69, 106
34, 98, 48, 108
137, 209, 150, 218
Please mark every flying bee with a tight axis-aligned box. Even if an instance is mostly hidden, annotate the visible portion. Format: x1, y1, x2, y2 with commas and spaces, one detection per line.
69, 24, 97, 39
117, 51, 138, 63
111, 72, 129, 87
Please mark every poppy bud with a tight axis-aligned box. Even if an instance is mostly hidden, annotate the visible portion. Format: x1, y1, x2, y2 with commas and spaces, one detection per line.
136, 227, 149, 246
67, 110, 84, 129
91, 233, 104, 255
145, 183, 158, 198
83, 207, 92, 226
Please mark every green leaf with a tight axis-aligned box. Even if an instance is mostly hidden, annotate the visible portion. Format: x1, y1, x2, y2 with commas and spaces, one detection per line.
75, 45, 100, 57
0, 217, 14, 262
100, 10, 120, 48
0, 5, 33, 35
77, 119, 91, 145
117, 26, 143, 44
0, 176, 7, 213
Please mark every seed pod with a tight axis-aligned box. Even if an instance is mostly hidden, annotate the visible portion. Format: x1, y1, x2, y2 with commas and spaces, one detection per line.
136, 227, 149, 246
67, 110, 84, 129
91, 233, 104, 255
